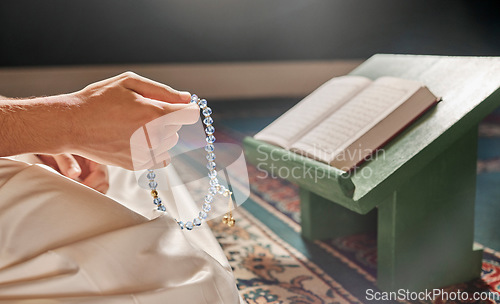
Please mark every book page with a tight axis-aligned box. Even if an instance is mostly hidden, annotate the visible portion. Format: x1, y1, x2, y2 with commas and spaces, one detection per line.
291, 77, 424, 164
254, 76, 372, 149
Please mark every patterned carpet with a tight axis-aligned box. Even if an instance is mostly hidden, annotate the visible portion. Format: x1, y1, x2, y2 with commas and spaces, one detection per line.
209, 163, 500, 304
185, 99, 500, 304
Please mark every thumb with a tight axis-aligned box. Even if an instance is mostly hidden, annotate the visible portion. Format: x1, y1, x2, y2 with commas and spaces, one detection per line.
53, 154, 82, 179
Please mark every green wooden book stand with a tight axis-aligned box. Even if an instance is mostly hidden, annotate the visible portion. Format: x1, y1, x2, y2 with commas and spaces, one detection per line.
243, 54, 500, 291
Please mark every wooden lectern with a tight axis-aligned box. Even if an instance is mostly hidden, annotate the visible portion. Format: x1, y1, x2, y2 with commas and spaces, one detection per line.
243, 54, 500, 291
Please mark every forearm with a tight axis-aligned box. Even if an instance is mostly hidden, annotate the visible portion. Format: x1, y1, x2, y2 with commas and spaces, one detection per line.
0, 95, 76, 157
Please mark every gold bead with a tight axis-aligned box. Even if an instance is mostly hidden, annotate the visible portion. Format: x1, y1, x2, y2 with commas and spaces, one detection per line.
151, 190, 158, 197
222, 213, 235, 227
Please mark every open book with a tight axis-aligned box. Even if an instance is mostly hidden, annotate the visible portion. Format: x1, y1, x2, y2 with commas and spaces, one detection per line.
254, 76, 439, 171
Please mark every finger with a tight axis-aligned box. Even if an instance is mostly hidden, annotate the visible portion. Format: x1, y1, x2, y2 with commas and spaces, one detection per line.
145, 124, 183, 148
82, 165, 109, 194
53, 154, 82, 179
144, 133, 179, 162
145, 104, 200, 128
161, 132, 180, 151
35, 154, 59, 171
95, 183, 110, 194
119, 71, 191, 104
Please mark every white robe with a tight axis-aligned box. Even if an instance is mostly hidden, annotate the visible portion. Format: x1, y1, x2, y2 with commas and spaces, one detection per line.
0, 156, 243, 303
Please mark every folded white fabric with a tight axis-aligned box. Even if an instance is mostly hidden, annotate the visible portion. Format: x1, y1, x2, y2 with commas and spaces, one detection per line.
0, 157, 242, 304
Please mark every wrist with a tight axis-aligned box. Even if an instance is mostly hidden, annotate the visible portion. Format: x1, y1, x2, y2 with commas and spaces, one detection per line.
41, 93, 82, 154
0, 94, 79, 156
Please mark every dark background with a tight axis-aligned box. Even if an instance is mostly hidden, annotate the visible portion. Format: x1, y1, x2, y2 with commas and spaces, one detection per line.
0, 0, 499, 67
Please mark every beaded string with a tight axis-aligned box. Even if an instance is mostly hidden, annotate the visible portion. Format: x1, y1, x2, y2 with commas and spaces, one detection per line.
146, 94, 234, 230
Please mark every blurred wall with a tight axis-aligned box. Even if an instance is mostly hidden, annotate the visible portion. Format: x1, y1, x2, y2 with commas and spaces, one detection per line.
0, 0, 498, 67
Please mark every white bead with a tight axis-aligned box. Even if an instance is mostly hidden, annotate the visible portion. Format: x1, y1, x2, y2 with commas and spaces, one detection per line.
198, 99, 207, 109
202, 107, 212, 117
206, 153, 216, 161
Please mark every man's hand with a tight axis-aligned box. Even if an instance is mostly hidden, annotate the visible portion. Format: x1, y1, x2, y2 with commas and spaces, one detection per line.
67, 72, 200, 169
37, 154, 109, 194
0, 72, 200, 170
